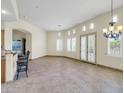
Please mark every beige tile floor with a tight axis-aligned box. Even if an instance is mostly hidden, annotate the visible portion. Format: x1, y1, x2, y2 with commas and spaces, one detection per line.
1, 56, 123, 93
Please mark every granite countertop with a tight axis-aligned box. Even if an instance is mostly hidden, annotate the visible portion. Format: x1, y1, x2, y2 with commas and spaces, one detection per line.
1, 49, 17, 61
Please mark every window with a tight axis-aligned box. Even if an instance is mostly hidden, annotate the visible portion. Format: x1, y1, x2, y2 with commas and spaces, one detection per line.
72, 38, 76, 52
68, 31, 70, 36
67, 38, 71, 51
90, 23, 94, 29
113, 16, 117, 23
73, 29, 76, 34
67, 37, 76, 52
82, 26, 86, 31
56, 39, 63, 51
107, 36, 122, 57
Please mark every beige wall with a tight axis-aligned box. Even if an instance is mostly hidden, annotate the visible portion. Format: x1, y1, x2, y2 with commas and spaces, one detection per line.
47, 31, 64, 56
1, 22, 5, 30
26, 33, 32, 59
47, 7, 123, 70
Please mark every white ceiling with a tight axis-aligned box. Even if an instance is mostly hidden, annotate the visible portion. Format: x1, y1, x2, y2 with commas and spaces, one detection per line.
2, 0, 123, 31
1, 0, 16, 22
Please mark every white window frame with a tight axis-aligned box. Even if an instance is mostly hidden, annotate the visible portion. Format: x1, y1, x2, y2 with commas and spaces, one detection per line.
73, 29, 76, 34
56, 39, 63, 51
71, 37, 76, 52
67, 37, 76, 52
67, 38, 71, 52
68, 31, 70, 36
82, 26, 86, 31
107, 36, 122, 57
90, 23, 94, 29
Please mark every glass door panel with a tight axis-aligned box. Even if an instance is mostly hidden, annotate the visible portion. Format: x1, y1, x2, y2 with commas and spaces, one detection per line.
87, 34, 95, 63
81, 36, 87, 61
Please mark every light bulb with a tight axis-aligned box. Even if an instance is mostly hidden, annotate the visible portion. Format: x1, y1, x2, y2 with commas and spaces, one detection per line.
117, 25, 122, 32
109, 26, 114, 31
103, 28, 107, 34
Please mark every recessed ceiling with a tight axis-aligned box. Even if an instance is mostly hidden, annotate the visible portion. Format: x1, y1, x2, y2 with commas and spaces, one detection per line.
1, 0, 16, 22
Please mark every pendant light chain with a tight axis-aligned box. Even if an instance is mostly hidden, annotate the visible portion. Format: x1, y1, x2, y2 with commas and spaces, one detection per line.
111, 0, 113, 19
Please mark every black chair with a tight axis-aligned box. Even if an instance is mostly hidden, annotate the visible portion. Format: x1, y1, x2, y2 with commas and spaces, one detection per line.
18, 51, 26, 58
16, 50, 30, 80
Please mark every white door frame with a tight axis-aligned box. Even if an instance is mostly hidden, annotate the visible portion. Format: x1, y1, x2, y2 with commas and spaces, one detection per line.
80, 32, 97, 64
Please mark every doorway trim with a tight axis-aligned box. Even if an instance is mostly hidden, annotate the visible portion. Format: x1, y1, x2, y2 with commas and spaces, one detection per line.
80, 32, 97, 64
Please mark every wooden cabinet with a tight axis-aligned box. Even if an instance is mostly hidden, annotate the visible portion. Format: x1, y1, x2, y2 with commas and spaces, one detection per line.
1, 60, 6, 83
1, 30, 4, 47
1, 30, 6, 83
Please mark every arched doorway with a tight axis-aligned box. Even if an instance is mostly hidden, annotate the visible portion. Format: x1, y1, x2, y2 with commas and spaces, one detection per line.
12, 29, 32, 59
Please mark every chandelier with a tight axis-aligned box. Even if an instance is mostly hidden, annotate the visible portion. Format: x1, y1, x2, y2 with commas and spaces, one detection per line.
103, 0, 122, 40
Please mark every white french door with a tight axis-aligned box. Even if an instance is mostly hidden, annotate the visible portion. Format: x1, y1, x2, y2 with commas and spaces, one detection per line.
81, 36, 87, 61
87, 34, 96, 63
80, 33, 96, 63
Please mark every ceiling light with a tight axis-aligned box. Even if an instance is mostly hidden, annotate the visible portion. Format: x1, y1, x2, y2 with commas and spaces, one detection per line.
35, 6, 39, 8
58, 25, 62, 27
1, 10, 7, 14
56, 25, 62, 31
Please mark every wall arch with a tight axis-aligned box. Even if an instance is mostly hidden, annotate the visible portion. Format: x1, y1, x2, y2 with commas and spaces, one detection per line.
12, 29, 32, 59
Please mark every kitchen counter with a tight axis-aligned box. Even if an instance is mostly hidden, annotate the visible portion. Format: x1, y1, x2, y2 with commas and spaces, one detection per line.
1, 56, 5, 61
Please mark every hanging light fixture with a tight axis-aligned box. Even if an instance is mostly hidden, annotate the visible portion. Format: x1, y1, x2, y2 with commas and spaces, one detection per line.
103, 0, 122, 39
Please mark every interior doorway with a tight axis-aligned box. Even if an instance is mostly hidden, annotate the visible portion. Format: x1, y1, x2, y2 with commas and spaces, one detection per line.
12, 30, 26, 55
22, 38, 26, 55
80, 33, 96, 64
12, 29, 32, 59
